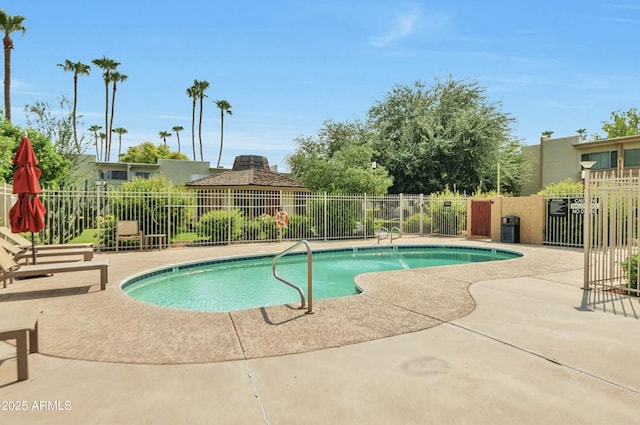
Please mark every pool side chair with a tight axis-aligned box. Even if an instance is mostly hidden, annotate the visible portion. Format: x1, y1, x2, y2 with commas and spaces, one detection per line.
0, 226, 94, 251
0, 311, 40, 381
0, 247, 109, 290
115, 220, 143, 252
0, 238, 94, 264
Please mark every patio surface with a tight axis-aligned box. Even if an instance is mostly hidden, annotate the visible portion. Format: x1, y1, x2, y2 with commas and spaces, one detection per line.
1, 237, 639, 424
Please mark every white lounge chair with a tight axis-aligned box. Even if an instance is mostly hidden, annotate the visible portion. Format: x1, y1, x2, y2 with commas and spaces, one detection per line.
0, 247, 109, 290
0, 226, 94, 251
0, 237, 94, 264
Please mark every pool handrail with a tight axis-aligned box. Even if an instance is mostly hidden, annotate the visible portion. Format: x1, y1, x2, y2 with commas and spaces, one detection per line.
390, 226, 401, 243
377, 227, 389, 244
272, 240, 313, 314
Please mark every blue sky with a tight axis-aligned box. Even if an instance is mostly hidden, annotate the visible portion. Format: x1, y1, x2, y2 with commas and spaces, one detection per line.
4, 1, 639, 171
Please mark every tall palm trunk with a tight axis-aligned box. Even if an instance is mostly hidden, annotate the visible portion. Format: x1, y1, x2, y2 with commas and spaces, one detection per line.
191, 99, 196, 161
217, 112, 225, 168
103, 77, 109, 161
198, 95, 204, 161
72, 74, 79, 152
108, 81, 118, 161
3, 34, 13, 122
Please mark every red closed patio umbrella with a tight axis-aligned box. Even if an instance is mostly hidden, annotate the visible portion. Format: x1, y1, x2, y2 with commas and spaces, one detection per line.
9, 132, 46, 264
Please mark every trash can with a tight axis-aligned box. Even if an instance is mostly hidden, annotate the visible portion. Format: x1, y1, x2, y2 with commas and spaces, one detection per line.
501, 216, 520, 243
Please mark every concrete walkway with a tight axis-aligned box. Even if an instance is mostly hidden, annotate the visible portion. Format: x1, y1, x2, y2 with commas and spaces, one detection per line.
1, 238, 639, 424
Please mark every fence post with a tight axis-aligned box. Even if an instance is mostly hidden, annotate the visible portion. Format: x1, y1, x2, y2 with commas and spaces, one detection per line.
323, 192, 328, 241
583, 166, 593, 290
419, 194, 424, 235
167, 185, 171, 249
399, 193, 404, 234
227, 189, 232, 244
363, 193, 368, 239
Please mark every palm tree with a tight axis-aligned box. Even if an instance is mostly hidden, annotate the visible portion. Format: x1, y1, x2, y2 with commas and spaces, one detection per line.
194, 79, 210, 161
172, 125, 184, 153
91, 56, 120, 160
214, 99, 232, 168
107, 71, 127, 161
186, 84, 197, 161
159, 130, 171, 147
576, 128, 587, 142
0, 10, 27, 122
57, 60, 90, 153
99, 132, 107, 161
88, 125, 102, 161
112, 127, 128, 160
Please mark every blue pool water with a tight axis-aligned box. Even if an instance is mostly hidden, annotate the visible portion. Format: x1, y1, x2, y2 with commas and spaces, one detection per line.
121, 245, 520, 312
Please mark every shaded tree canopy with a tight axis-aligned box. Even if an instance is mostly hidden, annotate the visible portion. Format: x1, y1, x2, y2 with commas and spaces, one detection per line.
119, 141, 188, 164
287, 119, 393, 194
368, 77, 530, 195
0, 113, 71, 187
601, 108, 640, 138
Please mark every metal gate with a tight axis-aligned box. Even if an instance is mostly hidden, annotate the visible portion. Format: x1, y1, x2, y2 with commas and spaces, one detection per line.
544, 196, 586, 247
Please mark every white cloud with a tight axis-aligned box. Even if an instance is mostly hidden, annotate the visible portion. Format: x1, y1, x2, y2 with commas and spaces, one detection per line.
370, 8, 422, 48
370, 7, 449, 48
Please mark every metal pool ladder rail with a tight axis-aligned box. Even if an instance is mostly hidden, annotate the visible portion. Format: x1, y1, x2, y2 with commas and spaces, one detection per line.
377, 226, 402, 244
272, 240, 313, 314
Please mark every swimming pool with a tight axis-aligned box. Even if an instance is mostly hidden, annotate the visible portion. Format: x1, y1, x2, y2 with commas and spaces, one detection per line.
121, 245, 521, 312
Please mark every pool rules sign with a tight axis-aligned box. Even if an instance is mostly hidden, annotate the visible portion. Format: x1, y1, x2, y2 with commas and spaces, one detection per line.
547, 198, 599, 217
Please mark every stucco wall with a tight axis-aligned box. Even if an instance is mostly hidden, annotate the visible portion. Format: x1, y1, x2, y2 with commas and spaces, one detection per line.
541, 136, 581, 187
489, 195, 546, 244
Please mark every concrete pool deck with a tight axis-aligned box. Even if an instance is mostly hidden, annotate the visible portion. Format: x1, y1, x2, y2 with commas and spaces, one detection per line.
1, 237, 639, 424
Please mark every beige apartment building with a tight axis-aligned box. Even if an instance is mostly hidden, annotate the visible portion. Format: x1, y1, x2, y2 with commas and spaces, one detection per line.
521, 134, 640, 195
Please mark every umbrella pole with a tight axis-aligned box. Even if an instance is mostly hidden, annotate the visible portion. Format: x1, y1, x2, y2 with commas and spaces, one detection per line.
31, 232, 37, 264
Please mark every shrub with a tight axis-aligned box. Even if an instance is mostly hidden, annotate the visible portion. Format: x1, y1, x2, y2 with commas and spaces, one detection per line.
308, 198, 361, 239
243, 214, 279, 241
98, 214, 116, 247
403, 212, 432, 234
284, 214, 313, 239
107, 176, 196, 239
427, 189, 466, 236
620, 253, 639, 292
196, 209, 244, 243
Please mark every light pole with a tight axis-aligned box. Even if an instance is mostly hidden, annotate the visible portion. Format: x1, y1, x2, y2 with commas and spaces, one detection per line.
580, 160, 597, 290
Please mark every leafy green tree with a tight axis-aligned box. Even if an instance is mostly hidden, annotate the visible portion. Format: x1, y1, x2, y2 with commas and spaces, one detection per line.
119, 141, 188, 164
0, 10, 26, 122
106, 175, 196, 240
214, 99, 232, 168
537, 178, 584, 196
0, 115, 71, 187
368, 78, 529, 195
24, 97, 76, 156
57, 59, 91, 153
601, 108, 640, 138
287, 119, 393, 194
172, 125, 184, 153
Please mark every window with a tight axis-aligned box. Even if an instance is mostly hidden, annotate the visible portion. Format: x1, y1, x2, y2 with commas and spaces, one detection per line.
134, 172, 152, 179
624, 148, 640, 167
581, 151, 617, 170
99, 170, 128, 180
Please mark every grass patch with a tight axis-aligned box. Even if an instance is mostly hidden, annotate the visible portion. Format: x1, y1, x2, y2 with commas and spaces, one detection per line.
68, 229, 98, 244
